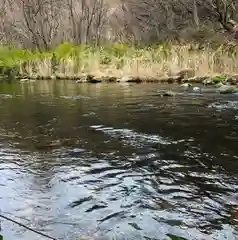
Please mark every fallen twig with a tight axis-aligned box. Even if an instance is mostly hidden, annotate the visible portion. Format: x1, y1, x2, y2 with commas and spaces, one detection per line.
0, 214, 58, 240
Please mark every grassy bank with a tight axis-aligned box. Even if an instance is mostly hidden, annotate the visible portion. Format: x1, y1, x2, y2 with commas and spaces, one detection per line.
0, 42, 238, 83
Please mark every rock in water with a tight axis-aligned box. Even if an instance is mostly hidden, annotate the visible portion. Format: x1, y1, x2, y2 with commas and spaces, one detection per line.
181, 83, 192, 88
192, 87, 201, 92
120, 76, 142, 83
160, 90, 176, 97
215, 82, 224, 88
218, 85, 238, 94
202, 79, 213, 85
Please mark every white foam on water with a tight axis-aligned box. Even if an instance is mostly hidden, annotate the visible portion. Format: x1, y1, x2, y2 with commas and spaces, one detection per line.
0, 94, 13, 99
90, 125, 182, 146
208, 101, 238, 111
60, 95, 90, 100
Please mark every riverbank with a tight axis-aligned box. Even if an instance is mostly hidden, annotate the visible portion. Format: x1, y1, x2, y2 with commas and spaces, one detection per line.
0, 42, 238, 85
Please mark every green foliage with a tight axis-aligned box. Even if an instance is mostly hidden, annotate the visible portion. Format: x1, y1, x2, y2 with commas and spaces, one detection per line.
0, 42, 237, 80
53, 42, 93, 60
98, 43, 130, 66
0, 47, 32, 79
0, 46, 36, 68
102, 43, 130, 58
212, 75, 226, 83
54, 42, 75, 59
0, 233, 3, 240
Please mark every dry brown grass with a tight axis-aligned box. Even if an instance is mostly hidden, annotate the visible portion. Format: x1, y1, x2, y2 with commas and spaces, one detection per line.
18, 43, 238, 80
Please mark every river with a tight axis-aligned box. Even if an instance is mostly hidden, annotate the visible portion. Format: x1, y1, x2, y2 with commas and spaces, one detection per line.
0, 81, 238, 240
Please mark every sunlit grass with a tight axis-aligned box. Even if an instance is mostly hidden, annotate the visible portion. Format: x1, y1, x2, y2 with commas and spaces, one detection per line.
0, 42, 238, 80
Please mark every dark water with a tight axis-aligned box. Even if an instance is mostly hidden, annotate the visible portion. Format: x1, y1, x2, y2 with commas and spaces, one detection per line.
0, 81, 238, 240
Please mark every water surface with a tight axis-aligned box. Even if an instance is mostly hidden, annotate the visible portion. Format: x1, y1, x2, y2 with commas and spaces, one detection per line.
0, 81, 238, 240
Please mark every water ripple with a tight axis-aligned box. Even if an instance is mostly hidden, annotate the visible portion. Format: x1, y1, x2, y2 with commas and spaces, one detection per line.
1, 83, 238, 240
208, 101, 238, 111
90, 125, 182, 147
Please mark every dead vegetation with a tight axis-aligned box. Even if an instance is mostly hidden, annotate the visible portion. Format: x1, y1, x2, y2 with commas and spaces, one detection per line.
12, 43, 238, 84
0, 0, 238, 51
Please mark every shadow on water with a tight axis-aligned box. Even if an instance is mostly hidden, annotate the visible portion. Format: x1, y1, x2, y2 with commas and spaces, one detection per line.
1, 80, 238, 239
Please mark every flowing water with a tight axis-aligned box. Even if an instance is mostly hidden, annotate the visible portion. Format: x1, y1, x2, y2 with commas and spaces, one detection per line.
0, 81, 238, 240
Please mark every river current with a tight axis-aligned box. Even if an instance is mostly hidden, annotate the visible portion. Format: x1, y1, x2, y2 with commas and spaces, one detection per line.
0, 81, 238, 240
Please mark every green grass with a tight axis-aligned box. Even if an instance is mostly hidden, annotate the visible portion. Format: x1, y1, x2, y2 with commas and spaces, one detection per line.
0, 42, 238, 81
211, 75, 227, 83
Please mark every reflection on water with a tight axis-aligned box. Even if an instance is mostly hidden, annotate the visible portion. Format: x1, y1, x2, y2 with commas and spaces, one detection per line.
1, 81, 238, 240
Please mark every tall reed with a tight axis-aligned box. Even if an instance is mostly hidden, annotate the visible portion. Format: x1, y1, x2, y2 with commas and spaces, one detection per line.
1, 42, 238, 80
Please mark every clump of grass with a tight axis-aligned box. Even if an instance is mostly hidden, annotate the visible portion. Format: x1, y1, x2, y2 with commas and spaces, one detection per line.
0, 42, 238, 80
212, 75, 227, 83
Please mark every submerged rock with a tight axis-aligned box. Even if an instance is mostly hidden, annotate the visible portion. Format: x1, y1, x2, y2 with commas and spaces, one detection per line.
218, 85, 238, 94
215, 82, 224, 88
160, 90, 176, 97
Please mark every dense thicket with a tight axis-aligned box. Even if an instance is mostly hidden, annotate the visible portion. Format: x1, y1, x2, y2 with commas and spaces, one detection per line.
0, 0, 238, 50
